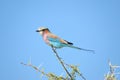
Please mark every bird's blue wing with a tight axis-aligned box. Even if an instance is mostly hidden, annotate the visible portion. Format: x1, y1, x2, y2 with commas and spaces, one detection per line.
47, 36, 67, 48
47, 37, 60, 42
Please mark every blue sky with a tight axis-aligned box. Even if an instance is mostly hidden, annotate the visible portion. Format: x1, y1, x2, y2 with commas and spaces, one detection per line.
0, 0, 120, 80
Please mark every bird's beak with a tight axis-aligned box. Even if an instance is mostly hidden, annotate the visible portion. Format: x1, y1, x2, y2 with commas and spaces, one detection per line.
36, 30, 40, 32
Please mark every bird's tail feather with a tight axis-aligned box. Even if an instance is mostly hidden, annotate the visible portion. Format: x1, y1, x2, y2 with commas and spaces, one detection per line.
69, 45, 95, 54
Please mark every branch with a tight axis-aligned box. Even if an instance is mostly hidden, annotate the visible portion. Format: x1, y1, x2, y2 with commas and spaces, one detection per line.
21, 62, 66, 80
51, 46, 73, 80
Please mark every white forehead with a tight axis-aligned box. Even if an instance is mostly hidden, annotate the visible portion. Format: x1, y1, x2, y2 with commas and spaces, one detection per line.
38, 27, 48, 31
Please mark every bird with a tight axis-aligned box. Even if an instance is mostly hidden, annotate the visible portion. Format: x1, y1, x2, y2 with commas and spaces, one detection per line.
36, 27, 95, 53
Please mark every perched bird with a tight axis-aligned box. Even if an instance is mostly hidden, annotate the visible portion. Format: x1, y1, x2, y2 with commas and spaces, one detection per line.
36, 27, 95, 53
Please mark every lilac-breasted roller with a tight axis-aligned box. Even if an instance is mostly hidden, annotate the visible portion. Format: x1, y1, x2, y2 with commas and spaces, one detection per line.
36, 27, 95, 53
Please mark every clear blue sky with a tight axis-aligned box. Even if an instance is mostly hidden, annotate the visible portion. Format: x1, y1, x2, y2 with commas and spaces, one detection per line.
0, 0, 120, 80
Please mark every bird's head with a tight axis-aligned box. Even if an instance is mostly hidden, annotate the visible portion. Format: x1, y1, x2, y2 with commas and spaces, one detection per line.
36, 27, 50, 35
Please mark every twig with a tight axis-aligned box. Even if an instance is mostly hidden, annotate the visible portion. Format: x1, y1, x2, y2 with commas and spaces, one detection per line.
21, 62, 47, 76
51, 46, 73, 80
78, 72, 86, 80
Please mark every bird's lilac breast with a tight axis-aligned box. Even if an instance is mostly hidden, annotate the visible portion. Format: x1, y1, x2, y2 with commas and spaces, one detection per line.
43, 34, 49, 44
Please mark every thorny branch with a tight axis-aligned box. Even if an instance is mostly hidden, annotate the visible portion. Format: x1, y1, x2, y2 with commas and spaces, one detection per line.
21, 62, 66, 80
21, 46, 87, 80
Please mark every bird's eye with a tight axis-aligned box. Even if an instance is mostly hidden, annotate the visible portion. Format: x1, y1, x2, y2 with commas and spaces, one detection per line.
40, 30, 44, 32
42, 29, 46, 31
